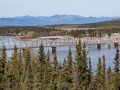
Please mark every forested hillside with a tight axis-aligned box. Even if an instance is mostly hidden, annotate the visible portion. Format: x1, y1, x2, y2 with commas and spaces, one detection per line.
46, 19, 120, 28
0, 41, 120, 90
1, 26, 120, 38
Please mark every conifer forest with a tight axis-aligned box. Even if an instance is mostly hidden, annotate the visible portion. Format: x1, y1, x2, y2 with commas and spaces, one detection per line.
0, 40, 120, 90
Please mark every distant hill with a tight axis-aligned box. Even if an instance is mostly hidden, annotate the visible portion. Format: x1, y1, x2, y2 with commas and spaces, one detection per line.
46, 19, 120, 28
0, 15, 116, 26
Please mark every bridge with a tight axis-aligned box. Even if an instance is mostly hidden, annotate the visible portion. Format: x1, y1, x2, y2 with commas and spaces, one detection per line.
0, 36, 120, 52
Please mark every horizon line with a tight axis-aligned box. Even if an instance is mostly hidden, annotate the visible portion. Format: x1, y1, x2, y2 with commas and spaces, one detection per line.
0, 14, 119, 18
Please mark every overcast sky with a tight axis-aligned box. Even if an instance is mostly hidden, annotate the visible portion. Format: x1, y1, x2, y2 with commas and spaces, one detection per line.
0, 0, 119, 17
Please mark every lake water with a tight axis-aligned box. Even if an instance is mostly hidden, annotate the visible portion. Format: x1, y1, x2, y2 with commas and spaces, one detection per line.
0, 37, 117, 72
6, 44, 117, 72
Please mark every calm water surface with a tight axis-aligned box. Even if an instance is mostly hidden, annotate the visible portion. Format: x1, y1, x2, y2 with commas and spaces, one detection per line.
1, 37, 117, 72
6, 44, 117, 72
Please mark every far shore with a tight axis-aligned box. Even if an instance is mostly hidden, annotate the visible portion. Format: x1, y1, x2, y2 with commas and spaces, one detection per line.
55, 28, 96, 31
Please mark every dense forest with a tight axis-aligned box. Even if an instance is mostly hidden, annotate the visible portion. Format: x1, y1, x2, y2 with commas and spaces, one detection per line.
46, 20, 120, 28
0, 26, 120, 38
0, 40, 120, 90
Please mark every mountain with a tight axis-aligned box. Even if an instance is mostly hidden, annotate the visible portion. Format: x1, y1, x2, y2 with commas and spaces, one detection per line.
0, 15, 116, 26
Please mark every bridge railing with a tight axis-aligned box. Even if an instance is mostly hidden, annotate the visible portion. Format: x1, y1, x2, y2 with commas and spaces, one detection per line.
0, 37, 120, 50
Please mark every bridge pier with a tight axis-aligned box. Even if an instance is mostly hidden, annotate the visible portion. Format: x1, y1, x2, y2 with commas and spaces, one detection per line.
97, 44, 101, 49
108, 44, 111, 49
114, 43, 118, 48
52, 46, 57, 54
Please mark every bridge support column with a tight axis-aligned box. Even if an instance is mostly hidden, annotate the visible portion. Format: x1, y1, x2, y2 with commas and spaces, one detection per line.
97, 44, 101, 49
114, 43, 118, 48
108, 44, 111, 49
52, 46, 57, 54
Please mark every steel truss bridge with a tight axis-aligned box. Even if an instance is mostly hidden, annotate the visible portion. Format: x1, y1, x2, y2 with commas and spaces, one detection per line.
0, 36, 120, 50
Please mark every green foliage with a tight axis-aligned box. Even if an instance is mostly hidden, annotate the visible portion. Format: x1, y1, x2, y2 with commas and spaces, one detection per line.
74, 39, 89, 89
1, 26, 120, 38
114, 48, 120, 73
101, 55, 106, 90
1, 43, 120, 90
0, 46, 6, 90
37, 43, 45, 65
67, 47, 73, 73
4, 61, 16, 90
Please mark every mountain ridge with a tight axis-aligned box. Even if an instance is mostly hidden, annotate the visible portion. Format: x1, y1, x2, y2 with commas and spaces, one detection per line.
0, 15, 116, 26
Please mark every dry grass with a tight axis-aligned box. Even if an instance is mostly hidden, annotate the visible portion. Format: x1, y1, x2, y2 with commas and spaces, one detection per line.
55, 28, 96, 31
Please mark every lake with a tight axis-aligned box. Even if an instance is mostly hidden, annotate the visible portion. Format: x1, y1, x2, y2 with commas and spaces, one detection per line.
0, 37, 117, 72
6, 44, 117, 72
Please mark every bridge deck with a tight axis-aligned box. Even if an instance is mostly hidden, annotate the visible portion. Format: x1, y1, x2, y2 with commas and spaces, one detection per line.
0, 36, 120, 50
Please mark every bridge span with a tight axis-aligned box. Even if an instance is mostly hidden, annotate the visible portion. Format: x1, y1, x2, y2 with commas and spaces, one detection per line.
0, 36, 120, 52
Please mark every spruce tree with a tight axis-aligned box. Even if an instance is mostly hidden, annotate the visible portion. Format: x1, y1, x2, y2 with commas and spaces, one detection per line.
37, 43, 45, 66
43, 50, 52, 90
34, 45, 46, 90
4, 61, 16, 90
56, 59, 64, 90
114, 48, 120, 73
107, 67, 111, 80
10, 45, 22, 89
16, 49, 23, 90
112, 48, 120, 90
89, 57, 102, 90
56, 57, 74, 90
74, 39, 89, 90
101, 55, 106, 90
10, 45, 18, 75
25, 49, 33, 90
0, 45, 6, 90
21, 49, 33, 90
67, 47, 73, 73
95, 57, 102, 90
88, 58, 92, 88
34, 62, 43, 90
50, 52, 59, 90
106, 67, 112, 90
66, 47, 74, 89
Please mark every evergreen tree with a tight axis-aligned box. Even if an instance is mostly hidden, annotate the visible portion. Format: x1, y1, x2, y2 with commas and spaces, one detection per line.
37, 43, 45, 66
67, 47, 73, 73
95, 57, 102, 90
33, 43, 46, 90
34, 63, 43, 90
4, 61, 16, 90
50, 52, 59, 90
74, 39, 89, 90
106, 67, 113, 90
112, 48, 120, 90
25, 49, 33, 90
101, 55, 106, 90
57, 58, 74, 90
43, 50, 52, 90
56, 59, 64, 90
53, 52, 58, 72
0, 46, 6, 90
17, 49, 23, 90
88, 58, 92, 88
10, 45, 18, 75
10, 45, 22, 89
89, 57, 102, 90
34, 45, 46, 90
114, 48, 120, 73
107, 67, 111, 80
21, 49, 33, 90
